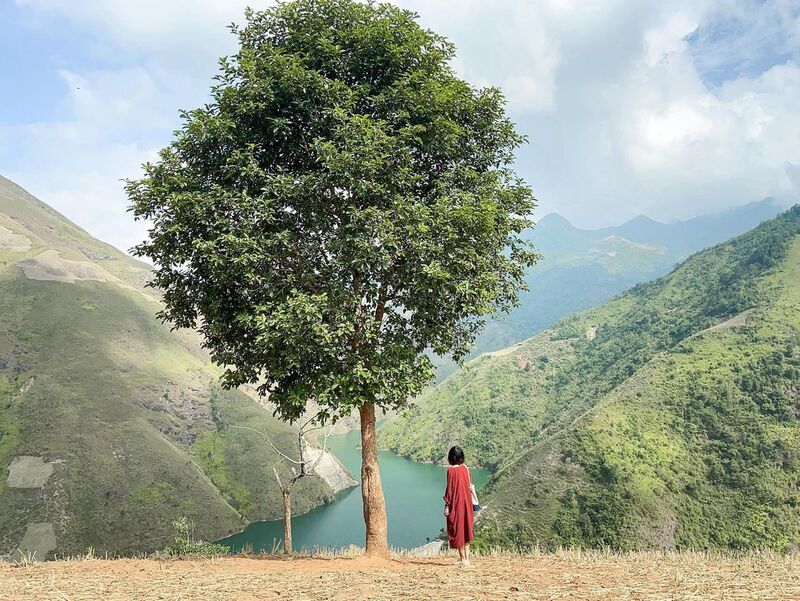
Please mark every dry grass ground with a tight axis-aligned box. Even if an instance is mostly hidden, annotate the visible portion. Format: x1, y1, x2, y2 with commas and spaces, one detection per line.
2, 550, 800, 601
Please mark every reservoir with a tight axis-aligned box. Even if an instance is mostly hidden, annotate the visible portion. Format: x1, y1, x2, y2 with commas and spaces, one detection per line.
219, 428, 491, 551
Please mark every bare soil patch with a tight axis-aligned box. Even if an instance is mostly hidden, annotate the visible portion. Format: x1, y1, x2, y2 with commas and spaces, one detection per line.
693, 309, 753, 338
19, 250, 114, 284
2, 551, 798, 600
9, 524, 56, 564
0, 225, 31, 252
17, 250, 157, 302
6, 456, 54, 489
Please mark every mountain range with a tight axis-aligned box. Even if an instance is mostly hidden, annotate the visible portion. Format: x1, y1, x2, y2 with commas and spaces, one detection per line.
434, 198, 787, 380
2, 171, 796, 556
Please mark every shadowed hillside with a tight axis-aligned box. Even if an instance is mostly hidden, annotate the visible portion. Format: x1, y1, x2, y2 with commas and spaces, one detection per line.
0, 176, 354, 559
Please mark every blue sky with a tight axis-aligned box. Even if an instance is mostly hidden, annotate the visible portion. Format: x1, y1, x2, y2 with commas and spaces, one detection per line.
1, 0, 799, 254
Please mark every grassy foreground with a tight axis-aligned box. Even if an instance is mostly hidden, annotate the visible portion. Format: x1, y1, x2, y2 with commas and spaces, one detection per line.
2, 550, 799, 600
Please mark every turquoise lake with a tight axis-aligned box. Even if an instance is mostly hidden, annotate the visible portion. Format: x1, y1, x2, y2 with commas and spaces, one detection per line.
219, 428, 491, 551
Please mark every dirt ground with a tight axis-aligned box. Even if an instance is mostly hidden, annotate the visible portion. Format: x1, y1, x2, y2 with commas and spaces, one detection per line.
2, 551, 799, 601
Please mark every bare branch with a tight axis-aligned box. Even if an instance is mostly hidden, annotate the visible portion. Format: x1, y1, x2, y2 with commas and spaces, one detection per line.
230, 425, 303, 465
298, 411, 323, 434
298, 430, 307, 467
229, 418, 335, 488
303, 424, 327, 435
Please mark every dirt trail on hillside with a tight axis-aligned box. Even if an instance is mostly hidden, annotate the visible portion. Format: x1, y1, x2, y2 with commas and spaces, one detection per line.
3, 552, 799, 601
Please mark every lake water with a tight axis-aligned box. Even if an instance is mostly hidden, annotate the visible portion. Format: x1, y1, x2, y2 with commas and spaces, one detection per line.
219, 428, 491, 551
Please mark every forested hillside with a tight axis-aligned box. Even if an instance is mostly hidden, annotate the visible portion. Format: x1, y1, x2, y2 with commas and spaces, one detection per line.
433, 199, 785, 380
383, 207, 800, 550
0, 176, 354, 559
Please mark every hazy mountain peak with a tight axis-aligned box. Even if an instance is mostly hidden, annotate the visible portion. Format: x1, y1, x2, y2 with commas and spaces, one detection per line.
432, 197, 787, 381
536, 213, 575, 228
621, 214, 665, 227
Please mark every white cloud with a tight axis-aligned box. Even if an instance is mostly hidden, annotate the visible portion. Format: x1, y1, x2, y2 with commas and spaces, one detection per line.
787, 161, 800, 191
1, 68, 164, 252
409, 0, 799, 224
644, 11, 701, 67
629, 103, 715, 169
3, 0, 799, 255
610, 55, 800, 217
14, 0, 260, 66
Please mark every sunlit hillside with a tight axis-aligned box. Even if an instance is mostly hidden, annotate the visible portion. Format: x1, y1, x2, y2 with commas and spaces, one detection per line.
383, 207, 800, 550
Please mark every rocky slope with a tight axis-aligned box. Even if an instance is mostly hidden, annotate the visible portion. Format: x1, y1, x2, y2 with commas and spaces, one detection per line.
0, 176, 354, 559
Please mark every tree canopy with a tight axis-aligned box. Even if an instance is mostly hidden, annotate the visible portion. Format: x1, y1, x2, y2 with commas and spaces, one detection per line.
128, 0, 536, 424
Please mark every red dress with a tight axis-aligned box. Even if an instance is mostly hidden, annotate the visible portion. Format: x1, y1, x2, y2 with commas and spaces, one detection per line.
443, 464, 474, 549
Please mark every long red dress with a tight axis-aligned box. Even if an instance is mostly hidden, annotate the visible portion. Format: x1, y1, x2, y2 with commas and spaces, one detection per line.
443, 464, 474, 549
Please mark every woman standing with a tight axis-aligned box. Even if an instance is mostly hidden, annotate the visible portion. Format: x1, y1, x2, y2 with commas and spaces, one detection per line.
443, 445, 475, 566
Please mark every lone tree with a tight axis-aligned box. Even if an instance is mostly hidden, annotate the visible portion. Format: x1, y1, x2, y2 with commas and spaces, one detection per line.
128, 0, 536, 558
234, 416, 334, 555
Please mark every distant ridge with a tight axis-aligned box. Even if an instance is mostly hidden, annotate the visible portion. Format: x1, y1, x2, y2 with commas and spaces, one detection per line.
433, 197, 787, 380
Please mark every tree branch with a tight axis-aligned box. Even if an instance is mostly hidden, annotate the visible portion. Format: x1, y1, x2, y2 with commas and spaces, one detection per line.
230, 425, 303, 465
231, 417, 335, 486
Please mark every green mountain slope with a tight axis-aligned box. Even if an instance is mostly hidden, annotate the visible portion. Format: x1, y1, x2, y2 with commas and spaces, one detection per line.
433, 199, 785, 381
382, 206, 800, 550
0, 176, 353, 558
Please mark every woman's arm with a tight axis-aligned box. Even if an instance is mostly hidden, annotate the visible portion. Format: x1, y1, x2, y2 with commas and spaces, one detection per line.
443, 468, 454, 517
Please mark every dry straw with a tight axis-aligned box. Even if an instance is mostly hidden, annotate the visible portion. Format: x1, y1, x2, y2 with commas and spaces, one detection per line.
2, 548, 799, 600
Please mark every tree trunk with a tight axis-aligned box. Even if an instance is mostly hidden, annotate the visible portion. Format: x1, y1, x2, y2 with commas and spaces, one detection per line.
359, 402, 389, 558
281, 486, 292, 555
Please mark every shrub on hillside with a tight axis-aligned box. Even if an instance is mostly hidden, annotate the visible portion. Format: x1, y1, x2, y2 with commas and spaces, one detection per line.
164, 518, 230, 557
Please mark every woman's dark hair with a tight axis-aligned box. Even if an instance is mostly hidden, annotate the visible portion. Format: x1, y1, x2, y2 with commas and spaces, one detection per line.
448, 446, 465, 466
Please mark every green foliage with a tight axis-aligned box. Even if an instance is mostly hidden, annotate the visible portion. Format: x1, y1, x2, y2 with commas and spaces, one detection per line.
130, 482, 176, 506
553, 487, 636, 550
0, 375, 20, 494
739, 344, 800, 421
385, 207, 800, 550
192, 431, 254, 517
127, 0, 536, 424
165, 517, 230, 557
380, 344, 560, 469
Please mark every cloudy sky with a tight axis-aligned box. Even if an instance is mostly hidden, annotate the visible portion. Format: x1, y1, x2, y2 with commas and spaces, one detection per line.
1, 0, 799, 254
